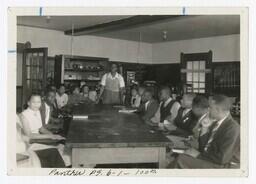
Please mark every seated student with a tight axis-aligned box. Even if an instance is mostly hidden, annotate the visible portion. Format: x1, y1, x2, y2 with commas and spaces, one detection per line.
170, 93, 197, 136
80, 85, 95, 103
56, 84, 68, 109
20, 94, 71, 167
137, 89, 159, 122
89, 89, 98, 102
150, 86, 180, 128
44, 90, 59, 118
81, 85, 90, 98
137, 85, 146, 106
41, 90, 64, 133
130, 87, 141, 108
16, 115, 65, 168
191, 95, 211, 138
68, 86, 83, 105
169, 95, 240, 168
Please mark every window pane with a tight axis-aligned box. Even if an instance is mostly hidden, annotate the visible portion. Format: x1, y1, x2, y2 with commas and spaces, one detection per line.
193, 61, 199, 69
26, 53, 32, 65
193, 73, 199, 81
199, 83, 205, 88
187, 72, 192, 82
194, 89, 199, 93
200, 61, 206, 69
199, 72, 205, 82
199, 89, 205, 93
187, 62, 193, 69
193, 83, 199, 88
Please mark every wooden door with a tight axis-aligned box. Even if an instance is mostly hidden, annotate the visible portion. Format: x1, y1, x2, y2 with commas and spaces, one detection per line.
22, 48, 48, 106
180, 50, 212, 95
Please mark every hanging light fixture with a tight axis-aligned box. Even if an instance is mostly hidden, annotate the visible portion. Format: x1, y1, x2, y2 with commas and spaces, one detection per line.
162, 30, 168, 41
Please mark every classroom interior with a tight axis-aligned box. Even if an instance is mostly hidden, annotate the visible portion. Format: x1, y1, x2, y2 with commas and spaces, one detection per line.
16, 15, 241, 169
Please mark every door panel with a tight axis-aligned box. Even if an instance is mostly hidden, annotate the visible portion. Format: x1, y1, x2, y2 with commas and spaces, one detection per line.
22, 48, 48, 106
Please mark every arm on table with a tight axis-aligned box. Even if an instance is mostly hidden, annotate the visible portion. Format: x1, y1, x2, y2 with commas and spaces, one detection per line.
29, 133, 65, 140
165, 102, 181, 123
20, 114, 64, 140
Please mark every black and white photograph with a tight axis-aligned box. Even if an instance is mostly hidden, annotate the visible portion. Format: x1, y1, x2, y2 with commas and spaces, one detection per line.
5, 6, 249, 177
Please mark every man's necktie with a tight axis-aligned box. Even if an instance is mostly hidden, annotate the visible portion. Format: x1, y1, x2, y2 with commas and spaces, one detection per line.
204, 120, 219, 152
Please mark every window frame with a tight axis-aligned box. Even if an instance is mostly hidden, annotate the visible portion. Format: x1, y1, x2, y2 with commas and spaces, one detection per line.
180, 50, 213, 95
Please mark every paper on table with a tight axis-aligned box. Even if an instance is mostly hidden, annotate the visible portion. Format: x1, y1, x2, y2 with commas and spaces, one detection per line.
73, 115, 88, 120
172, 148, 186, 154
118, 109, 137, 113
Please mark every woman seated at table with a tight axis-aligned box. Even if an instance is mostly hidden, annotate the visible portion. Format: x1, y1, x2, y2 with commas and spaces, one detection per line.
16, 115, 66, 168
20, 93, 71, 167
80, 85, 95, 103
68, 85, 83, 105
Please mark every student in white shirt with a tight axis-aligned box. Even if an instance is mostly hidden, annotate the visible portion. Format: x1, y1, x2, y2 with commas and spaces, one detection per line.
56, 84, 68, 109
130, 87, 141, 108
20, 94, 70, 166
16, 115, 66, 168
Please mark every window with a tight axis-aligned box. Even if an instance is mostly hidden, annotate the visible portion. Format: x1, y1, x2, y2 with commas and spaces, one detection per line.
180, 51, 212, 94
186, 61, 206, 93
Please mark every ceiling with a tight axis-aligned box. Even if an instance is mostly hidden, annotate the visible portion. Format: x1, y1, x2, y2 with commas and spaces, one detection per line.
17, 16, 133, 31
17, 15, 240, 43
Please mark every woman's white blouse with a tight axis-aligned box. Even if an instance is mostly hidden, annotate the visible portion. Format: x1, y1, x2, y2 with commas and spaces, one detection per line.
21, 108, 43, 134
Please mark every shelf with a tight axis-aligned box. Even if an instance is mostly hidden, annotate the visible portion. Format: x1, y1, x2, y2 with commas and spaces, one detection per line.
26, 65, 43, 68
26, 79, 42, 81
64, 68, 104, 72
64, 79, 100, 82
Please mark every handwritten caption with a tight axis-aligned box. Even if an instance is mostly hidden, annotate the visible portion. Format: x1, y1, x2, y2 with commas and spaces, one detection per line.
49, 168, 158, 176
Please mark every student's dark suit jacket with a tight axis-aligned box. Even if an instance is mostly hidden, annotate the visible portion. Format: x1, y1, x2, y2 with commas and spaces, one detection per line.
198, 115, 240, 165
170, 108, 198, 137
138, 99, 159, 122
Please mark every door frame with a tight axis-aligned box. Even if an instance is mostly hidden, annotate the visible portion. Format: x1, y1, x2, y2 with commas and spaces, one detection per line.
22, 47, 48, 106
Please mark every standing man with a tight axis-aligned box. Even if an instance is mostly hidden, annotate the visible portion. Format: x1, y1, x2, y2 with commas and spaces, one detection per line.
97, 63, 125, 105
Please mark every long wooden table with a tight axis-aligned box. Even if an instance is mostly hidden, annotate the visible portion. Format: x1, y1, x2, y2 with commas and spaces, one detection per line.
66, 104, 171, 168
